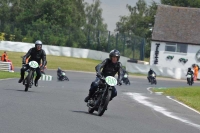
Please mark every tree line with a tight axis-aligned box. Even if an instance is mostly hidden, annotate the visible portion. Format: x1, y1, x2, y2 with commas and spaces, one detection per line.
0, 0, 199, 59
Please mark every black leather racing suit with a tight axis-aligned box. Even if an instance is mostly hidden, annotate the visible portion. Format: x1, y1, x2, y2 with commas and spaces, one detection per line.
21, 47, 47, 81
57, 69, 65, 80
89, 58, 123, 99
186, 70, 194, 83
147, 70, 156, 82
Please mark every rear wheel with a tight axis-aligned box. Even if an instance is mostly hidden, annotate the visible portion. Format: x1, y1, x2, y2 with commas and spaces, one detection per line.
188, 78, 192, 86
25, 70, 33, 92
97, 89, 112, 116
155, 80, 157, 85
151, 79, 153, 85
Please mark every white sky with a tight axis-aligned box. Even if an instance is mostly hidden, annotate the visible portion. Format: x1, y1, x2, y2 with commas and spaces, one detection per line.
84, 0, 161, 31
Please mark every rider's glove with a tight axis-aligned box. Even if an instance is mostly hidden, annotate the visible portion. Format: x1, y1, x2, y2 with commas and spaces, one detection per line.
40, 66, 45, 70
118, 80, 122, 86
97, 73, 103, 79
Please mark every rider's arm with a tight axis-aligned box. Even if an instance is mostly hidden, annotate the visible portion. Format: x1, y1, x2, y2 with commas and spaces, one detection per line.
117, 63, 123, 81
22, 48, 32, 64
41, 50, 47, 67
95, 59, 107, 75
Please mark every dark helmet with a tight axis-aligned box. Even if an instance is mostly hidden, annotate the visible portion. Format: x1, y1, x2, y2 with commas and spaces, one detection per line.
35, 40, 43, 49
109, 49, 120, 61
188, 68, 191, 71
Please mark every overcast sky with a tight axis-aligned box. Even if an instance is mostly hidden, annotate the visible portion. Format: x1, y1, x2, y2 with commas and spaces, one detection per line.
84, 0, 160, 31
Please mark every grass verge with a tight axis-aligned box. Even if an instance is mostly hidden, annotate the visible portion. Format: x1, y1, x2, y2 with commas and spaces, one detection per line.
153, 87, 200, 112
0, 50, 101, 72
0, 71, 20, 79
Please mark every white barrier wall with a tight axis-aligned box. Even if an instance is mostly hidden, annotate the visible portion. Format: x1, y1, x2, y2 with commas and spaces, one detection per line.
0, 41, 193, 79
0, 41, 129, 65
126, 62, 189, 79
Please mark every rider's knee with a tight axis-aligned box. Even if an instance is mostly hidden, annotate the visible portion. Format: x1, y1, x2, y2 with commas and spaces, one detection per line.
37, 72, 41, 77
91, 81, 98, 88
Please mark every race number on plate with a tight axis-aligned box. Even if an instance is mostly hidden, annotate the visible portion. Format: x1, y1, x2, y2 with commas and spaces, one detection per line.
29, 61, 39, 68
105, 76, 117, 86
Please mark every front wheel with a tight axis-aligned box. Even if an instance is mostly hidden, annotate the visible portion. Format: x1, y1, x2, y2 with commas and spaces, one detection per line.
65, 76, 69, 81
25, 70, 33, 92
88, 107, 95, 114
97, 89, 112, 116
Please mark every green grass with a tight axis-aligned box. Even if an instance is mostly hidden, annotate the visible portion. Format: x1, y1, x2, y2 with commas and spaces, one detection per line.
0, 71, 20, 79
129, 73, 146, 76
0, 50, 101, 72
153, 87, 200, 112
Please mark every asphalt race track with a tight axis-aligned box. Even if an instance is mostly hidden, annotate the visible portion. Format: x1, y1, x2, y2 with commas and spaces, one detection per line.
0, 70, 200, 133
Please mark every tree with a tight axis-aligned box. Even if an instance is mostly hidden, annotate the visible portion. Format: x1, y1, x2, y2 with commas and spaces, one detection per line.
0, 0, 87, 46
84, 0, 108, 50
116, 0, 158, 58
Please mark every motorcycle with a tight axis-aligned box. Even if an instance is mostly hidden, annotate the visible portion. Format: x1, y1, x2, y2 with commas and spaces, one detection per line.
57, 71, 69, 81
187, 74, 193, 86
23, 61, 39, 91
87, 76, 118, 116
150, 73, 157, 85
122, 73, 130, 85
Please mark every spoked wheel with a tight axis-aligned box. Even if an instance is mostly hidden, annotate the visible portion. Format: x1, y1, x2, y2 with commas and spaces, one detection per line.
25, 71, 33, 92
97, 90, 112, 116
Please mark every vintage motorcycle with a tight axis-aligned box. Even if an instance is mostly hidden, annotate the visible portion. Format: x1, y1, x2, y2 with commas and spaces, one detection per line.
87, 76, 118, 116
23, 61, 39, 91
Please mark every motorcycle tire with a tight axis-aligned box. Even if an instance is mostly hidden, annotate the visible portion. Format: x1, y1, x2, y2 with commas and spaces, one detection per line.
97, 89, 112, 116
88, 107, 95, 114
25, 70, 33, 92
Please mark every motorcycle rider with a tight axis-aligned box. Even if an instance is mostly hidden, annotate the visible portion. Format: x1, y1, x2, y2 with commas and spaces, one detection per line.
121, 68, 128, 81
186, 68, 194, 84
147, 68, 156, 82
18, 40, 47, 87
57, 67, 65, 80
84, 49, 123, 102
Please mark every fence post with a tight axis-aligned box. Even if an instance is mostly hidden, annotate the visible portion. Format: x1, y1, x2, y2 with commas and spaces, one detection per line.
140, 38, 145, 61
97, 30, 100, 50
123, 33, 125, 56
107, 31, 110, 52
132, 36, 135, 59
87, 30, 90, 48
116, 33, 118, 49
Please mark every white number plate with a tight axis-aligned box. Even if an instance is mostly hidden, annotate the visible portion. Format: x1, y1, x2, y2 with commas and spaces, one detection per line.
105, 76, 117, 86
29, 61, 39, 68
124, 74, 128, 78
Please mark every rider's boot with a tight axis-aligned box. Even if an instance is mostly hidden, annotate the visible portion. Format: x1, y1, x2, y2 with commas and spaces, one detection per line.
84, 91, 93, 102
18, 72, 25, 83
34, 79, 39, 87
34, 76, 40, 87
18, 77, 24, 83
84, 95, 90, 103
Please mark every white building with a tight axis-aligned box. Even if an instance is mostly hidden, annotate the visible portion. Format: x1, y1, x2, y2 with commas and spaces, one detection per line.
150, 5, 200, 70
